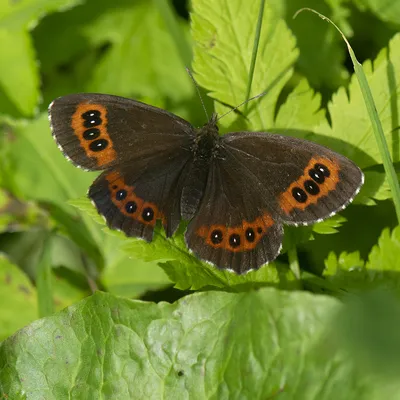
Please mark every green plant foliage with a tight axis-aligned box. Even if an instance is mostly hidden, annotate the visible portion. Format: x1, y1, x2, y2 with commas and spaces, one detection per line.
1, 0, 400, 396
1, 289, 395, 399
0, 0, 82, 117
323, 225, 400, 292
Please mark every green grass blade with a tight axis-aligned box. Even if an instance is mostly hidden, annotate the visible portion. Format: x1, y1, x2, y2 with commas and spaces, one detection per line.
36, 232, 54, 317
294, 8, 400, 223
153, 0, 192, 67
244, 0, 266, 112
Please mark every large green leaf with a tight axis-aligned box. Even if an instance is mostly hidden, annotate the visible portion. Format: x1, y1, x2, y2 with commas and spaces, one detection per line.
1, 289, 396, 399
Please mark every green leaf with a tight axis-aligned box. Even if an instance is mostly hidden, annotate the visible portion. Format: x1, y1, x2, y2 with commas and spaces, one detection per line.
0, 190, 49, 233
35, 0, 193, 106
72, 197, 298, 290
367, 225, 400, 272
354, 170, 390, 205
102, 256, 171, 298
86, 1, 192, 101
354, 0, 400, 26
282, 0, 349, 91
313, 214, 348, 234
2, 114, 95, 203
0, 289, 391, 398
0, 0, 82, 117
315, 33, 400, 169
274, 78, 326, 133
191, 0, 298, 130
0, 255, 38, 341
323, 225, 400, 293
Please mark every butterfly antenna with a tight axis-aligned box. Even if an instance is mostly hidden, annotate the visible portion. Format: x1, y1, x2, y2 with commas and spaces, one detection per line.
217, 91, 267, 122
186, 67, 210, 121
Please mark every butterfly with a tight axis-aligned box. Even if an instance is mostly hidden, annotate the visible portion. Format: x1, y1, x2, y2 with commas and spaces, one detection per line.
49, 93, 364, 274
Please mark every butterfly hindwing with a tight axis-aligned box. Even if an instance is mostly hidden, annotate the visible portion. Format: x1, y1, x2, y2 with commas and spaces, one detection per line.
185, 146, 284, 274
89, 148, 192, 240
49, 93, 194, 171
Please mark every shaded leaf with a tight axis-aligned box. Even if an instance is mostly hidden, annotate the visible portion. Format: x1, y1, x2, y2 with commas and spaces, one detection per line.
0, 289, 388, 398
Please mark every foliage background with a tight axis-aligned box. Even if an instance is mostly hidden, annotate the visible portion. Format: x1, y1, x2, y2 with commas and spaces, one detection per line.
0, 0, 400, 398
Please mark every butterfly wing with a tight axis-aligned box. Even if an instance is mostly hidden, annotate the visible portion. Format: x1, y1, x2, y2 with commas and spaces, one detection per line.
185, 147, 284, 274
221, 132, 364, 225
49, 93, 194, 171
49, 93, 195, 239
89, 153, 192, 240
185, 132, 363, 273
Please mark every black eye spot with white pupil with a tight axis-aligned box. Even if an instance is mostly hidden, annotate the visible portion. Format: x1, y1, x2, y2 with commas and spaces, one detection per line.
308, 168, 325, 184
125, 201, 137, 214
304, 180, 320, 195
116, 189, 127, 201
314, 163, 330, 177
292, 187, 308, 203
142, 207, 154, 221
245, 228, 255, 242
89, 139, 108, 152
83, 128, 100, 140
229, 234, 241, 248
210, 229, 223, 244
82, 109, 102, 128
82, 110, 101, 119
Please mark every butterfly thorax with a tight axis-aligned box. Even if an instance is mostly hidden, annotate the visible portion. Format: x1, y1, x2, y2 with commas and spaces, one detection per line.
193, 113, 220, 160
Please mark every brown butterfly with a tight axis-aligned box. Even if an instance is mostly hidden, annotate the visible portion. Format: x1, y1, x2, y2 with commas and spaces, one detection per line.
49, 93, 364, 274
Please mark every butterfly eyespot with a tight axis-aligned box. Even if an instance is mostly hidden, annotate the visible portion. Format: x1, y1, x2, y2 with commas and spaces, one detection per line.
125, 201, 137, 214
116, 189, 127, 201
314, 163, 330, 177
89, 139, 109, 152
229, 233, 241, 248
292, 187, 308, 203
308, 168, 325, 184
83, 117, 102, 128
257, 227, 263, 234
245, 228, 255, 242
304, 180, 320, 195
83, 128, 101, 140
142, 207, 154, 222
81, 109, 101, 119
210, 229, 223, 244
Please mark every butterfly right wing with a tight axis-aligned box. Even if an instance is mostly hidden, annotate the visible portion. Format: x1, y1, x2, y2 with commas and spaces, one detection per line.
50, 93, 196, 239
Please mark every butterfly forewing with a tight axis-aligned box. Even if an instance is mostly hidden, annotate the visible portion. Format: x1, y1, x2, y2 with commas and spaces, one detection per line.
49, 93, 194, 171
220, 132, 364, 226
